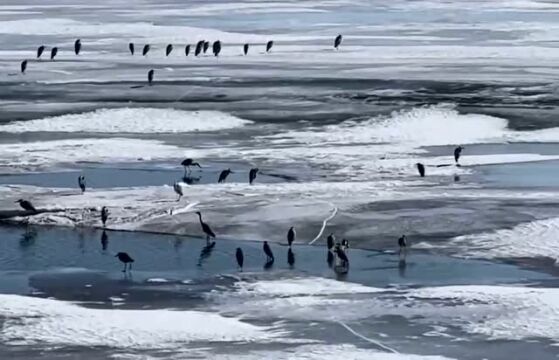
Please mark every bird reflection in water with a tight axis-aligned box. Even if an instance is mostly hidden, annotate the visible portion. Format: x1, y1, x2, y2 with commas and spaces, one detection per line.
101, 230, 109, 251
197, 241, 216, 267
20, 227, 37, 248
182, 175, 201, 185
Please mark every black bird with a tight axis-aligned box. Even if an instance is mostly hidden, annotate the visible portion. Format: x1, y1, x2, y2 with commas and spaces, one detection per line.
263, 241, 274, 261
334, 244, 349, 266
129, 42, 135, 55
212, 40, 221, 56
101, 230, 108, 251
341, 238, 349, 250
249, 168, 259, 184
287, 248, 295, 266
185, 44, 191, 56
203, 41, 210, 53
454, 146, 464, 164
78, 175, 86, 193
16, 199, 37, 212
50, 47, 58, 60
181, 158, 201, 175
327, 251, 334, 267
21, 60, 28, 74
115, 252, 134, 272
196, 211, 216, 244
327, 233, 335, 250
266, 40, 274, 53
74, 39, 81, 55
236, 247, 244, 271
218, 169, 232, 183
287, 226, 295, 247
101, 206, 109, 227
334, 34, 343, 49
142, 44, 150, 56
243, 43, 249, 55
173, 181, 183, 201
37, 45, 45, 59
416, 163, 425, 177
195, 41, 204, 56
166, 44, 173, 56
147, 69, 154, 85
398, 234, 407, 254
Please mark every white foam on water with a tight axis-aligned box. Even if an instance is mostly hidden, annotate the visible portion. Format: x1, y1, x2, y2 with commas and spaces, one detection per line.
0, 108, 252, 133
0, 294, 279, 348
233, 277, 384, 296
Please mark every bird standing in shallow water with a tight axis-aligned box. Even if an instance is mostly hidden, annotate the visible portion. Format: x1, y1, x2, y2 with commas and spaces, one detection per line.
147, 69, 154, 85
334, 243, 349, 267
181, 158, 201, 176
212, 40, 221, 56
287, 248, 295, 266
236, 247, 244, 271
334, 34, 343, 49
115, 252, 134, 272
218, 169, 232, 183
287, 227, 295, 247
249, 168, 258, 184
196, 211, 216, 244
37, 45, 45, 59
50, 47, 58, 60
398, 234, 407, 255
78, 175, 86, 193
454, 146, 464, 165
263, 241, 274, 262
101, 206, 109, 227
416, 163, 425, 177
16, 199, 36, 212
173, 182, 183, 201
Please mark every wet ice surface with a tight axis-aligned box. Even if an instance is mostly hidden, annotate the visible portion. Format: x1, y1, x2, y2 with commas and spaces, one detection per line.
3, 0, 559, 359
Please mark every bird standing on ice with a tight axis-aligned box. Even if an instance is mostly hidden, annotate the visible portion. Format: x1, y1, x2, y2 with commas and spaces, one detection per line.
115, 252, 134, 272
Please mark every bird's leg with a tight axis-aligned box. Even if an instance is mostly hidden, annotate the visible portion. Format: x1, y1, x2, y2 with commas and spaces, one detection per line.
122, 263, 126, 272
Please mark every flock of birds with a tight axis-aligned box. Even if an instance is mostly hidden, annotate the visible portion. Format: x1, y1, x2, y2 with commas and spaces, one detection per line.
16, 34, 345, 85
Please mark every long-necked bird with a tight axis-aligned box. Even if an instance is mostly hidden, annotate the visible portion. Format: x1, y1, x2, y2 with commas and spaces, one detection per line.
129, 42, 135, 55
196, 211, 216, 244
74, 39, 81, 55
218, 169, 232, 183
101, 206, 109, 227
147, 69, 154, 85
37, 45, 45, 59
236, 247, 244, 271
263, 241, 274, 262
266, 40, 274, 53
181, 158, 201, 175
195, 41, 204, 56
16, 199, 36, 212
101, 230, 108, 251
21, 60, 27, 74
50, 47, 58, 60
287, 227, 295, 247
142, 44, 150, 56
243, 43, 249, 55
203, 41, 209, 53
185, 44, 191, 56
327, 233, 335, 250
416, 163, 425, 177
334, 34, 343, 49
249, 168, 258, 184
287, 248, 295, 266
454, 146, 464, 164
166, 44, 173, 56
78, 175, 86, 193
173, 181, 183, 201
212, 40, 221, 56
115, 252, 134, 272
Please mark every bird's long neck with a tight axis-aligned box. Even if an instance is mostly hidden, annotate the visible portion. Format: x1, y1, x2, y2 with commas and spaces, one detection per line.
197, 213, 203, 224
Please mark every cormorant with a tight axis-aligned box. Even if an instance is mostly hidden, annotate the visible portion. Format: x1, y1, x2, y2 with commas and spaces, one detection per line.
454, 146, 464, 164
263, 241, 274, 261
236, 247, 244, 271
212, 40, 221, 56
50, 47, 58, 60
115, 252, 134, 272
249, 168, 258, 184
37, 45, 45, 59
16, 199, 36, 212
327, 233, 335, 250
173, 181, 183, 201
287, 226, 295, 247
196, 211, 216, 244
101, 206, 109, 227
78, 175, 86, 193
142, 44, 150, 56
218, 169, 232, 183
266, 40, 274, 53
398, 234, 407, 253
129, 42, 135, 55
203, 41, 210, 53
181, 158, 201, 175
287, 247, 295, 266
243, 43, 249, 55
334, 34, 343, 49
185, 44, 191, 56
166, 44, 173, 56
21, 60, 27, 74
147, 69, 154, 85
74, 39, 81, 55
416, 163, 425, 177
195, 41, 204, 56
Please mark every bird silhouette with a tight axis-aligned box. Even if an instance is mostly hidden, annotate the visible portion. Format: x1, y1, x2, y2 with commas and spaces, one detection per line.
166, 44, 173, 56
101, 206, 109, 227
16, 199, 36, 212
129, 42, 135, 55
416, 163, 425, 177
287, 227, 295, 247
115, 252, 134, 272
78, 175, 86, 193
334, 34, 343, 49
249, 168, 259, 184
74, 39, 81, 55
218, 169, 232, 183
142, 44, 150, 56
196, 211, 216, 244
243, 43, 249, 55
263, 241, 274, 262
236, 247, 244, 271
20, 60, 27, 74
37, 45, 45, 59
266, 40, 274, 53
